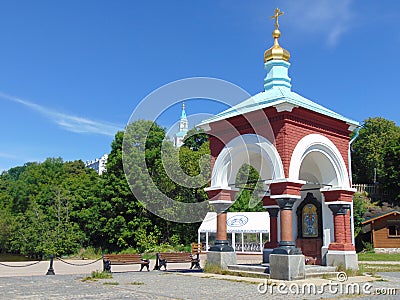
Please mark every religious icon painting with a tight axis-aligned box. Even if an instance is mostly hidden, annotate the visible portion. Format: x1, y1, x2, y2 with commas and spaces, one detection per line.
302, 203, 318, 237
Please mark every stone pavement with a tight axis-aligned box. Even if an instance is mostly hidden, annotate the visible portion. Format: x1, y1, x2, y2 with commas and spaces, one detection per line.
0, 270, 399, 299
0, 257, 399, 299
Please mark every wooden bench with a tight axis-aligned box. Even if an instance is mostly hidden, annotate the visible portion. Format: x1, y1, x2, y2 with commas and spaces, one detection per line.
102, 254, 150, 272
191, 242, 202, 256
154, 252, 200, 270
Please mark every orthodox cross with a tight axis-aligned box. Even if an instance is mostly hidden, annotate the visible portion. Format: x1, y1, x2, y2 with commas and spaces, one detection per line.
270, 8, 284, 30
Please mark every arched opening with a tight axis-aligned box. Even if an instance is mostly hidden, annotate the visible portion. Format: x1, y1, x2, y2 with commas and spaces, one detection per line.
289, 134, 351, 264
200, 163, 270, 253
211, 134, 284, 189
209, 134, 284, 251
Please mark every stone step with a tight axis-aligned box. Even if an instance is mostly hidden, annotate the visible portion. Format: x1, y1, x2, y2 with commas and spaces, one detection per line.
228, 264, 339, 279
304, 265, 338, 279
305, 271, 340, 279
305, 265, 336, 273
228, 264, 269, 274
227, 264, 269, 274
227, 269, 270, 278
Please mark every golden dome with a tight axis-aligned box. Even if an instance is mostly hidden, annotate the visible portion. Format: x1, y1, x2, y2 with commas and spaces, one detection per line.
264, 8, 290, 62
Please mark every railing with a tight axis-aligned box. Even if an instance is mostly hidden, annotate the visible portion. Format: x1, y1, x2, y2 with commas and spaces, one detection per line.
0, 254, 104, 276
352, 183, 389, 197
234, 242, 261, 252
352, 184, 377, 195
201, 241, 262, 252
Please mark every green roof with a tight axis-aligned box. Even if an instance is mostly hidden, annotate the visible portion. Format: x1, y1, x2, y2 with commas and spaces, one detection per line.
175, 131, 187, 137
362, 210, 400, 224
198, 87, 359, 128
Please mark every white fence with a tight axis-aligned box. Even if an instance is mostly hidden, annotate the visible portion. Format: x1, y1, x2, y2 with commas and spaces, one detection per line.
352, 184, 377, 195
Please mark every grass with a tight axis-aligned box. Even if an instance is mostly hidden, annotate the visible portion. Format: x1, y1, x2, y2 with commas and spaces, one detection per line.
81, 270, 113, 282
73, 247, 103, 260
356, 264, 375, 276
321, 273, 336, 279
358, 252, 400, 261
334, 262, 400, 277
103, 282, 119, 285
129, 281, 144, 285
336, 263, 357, 277
358, 263, 400, 274
203, 263, 230, 275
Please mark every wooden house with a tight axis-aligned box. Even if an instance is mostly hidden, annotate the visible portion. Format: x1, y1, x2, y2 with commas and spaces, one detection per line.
361, 210, 400, 253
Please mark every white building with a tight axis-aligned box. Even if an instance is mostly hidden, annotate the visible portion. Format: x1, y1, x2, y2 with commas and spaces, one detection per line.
85, 153, 108, 175
198, 212, 270, 253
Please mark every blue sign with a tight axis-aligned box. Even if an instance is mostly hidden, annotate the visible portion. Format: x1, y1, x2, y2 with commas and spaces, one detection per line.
226, 215, 248, 227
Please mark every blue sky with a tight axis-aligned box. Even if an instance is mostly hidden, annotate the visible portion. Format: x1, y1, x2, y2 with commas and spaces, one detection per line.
1, 0, 400, 171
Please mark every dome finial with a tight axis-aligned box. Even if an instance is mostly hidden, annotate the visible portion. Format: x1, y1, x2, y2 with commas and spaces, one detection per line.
264, 7, 290, 62
271, 7, 283, 30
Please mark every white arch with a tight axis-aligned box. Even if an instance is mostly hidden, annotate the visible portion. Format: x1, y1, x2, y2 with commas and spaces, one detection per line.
289, 134, 350, 188
210, 134, 284, 188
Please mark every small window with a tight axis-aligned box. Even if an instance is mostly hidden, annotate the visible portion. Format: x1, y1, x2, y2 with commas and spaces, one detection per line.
388, 225, 400, 237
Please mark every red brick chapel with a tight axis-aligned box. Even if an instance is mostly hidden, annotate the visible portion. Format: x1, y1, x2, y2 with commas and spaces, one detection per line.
199, 8, 359, 276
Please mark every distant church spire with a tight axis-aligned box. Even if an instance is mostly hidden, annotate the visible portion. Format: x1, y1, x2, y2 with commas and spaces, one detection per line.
181, 101, 187, 119
174, 101, 189, 147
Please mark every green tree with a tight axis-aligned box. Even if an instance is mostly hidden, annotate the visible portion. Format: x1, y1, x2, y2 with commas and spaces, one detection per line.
183, 127, 208, 151
352, 117, 400, 185
1, 158, 100, 257
352, 192, 377, 237
382, 136, 400, 202
122, 120, 210, 247
229, 164, 264, 212
101, 122, 166, 252
0, 209, 13, 253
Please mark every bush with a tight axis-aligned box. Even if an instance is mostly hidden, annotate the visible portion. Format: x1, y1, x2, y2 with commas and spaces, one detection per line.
82, 270, 112, 281
76, 247, 102, 259
119, 247, 138, 254
204, 263, 229, 275
361, 241, 374, 253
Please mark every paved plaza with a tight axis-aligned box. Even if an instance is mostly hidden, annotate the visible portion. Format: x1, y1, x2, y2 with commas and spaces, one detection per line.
0, 258, 399, 299
0, 270, 399, 300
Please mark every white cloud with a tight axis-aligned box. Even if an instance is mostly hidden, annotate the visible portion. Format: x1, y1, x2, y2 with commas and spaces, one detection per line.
0, 152, 18, 159
0, 92, 123, 137
281, 0, 354, 46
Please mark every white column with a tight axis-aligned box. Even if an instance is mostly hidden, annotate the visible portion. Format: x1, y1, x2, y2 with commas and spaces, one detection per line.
259, 232, 263, 253
232, 233, 236, 252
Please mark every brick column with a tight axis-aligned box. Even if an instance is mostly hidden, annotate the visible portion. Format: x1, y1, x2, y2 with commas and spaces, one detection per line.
205, 187, 238, 252
322, 189, 356, 251
216, 212, 227, 241
268, 180, 305, 255
344, 210, 352, 244
270, 197, 303, 255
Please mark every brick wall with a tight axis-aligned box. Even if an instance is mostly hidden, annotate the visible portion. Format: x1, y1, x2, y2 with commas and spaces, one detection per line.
208, 106, 352, 179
